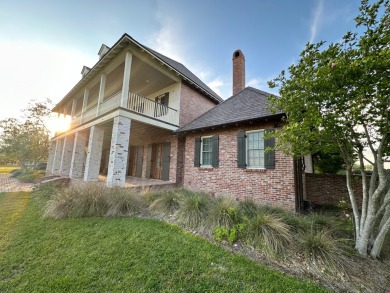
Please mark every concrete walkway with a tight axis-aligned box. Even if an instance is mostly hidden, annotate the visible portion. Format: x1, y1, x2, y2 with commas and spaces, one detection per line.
0, 174, 34, 192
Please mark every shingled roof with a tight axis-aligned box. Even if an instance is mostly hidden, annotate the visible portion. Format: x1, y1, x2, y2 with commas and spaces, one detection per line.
178, 87, 284, 132
145, 46, 223, 102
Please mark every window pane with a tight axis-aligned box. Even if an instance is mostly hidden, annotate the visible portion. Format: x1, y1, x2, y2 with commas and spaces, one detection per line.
202, 137, 212, 166
247, 131, 265, 168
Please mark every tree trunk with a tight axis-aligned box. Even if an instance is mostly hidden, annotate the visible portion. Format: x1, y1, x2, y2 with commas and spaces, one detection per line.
370, 215, 390, 258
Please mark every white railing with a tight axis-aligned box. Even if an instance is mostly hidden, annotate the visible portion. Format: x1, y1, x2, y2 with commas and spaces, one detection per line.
98, 91, 121, 116
128, 92, 179, 125
69, 91, 179, 129
81, 104, 98, 124
71, 113, 81, 127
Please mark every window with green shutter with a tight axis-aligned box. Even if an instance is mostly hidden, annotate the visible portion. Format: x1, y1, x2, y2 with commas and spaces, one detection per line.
237, 129, 275, 169
194, 135, 219, 167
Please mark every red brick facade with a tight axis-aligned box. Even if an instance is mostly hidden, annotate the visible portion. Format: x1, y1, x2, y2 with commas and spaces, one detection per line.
305, 173, 364, 208
179, 83, 218, 127
182, 122, 296, 211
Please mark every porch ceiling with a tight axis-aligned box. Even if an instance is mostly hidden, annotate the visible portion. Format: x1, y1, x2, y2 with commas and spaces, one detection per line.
100, 120, 174, 149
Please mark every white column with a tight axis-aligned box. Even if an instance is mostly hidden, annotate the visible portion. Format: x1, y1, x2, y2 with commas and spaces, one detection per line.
60, 135, 75, 176
71, 99, 77, 118
52, 138, 64, 175
106, 116, 131, 187
96, 74, 106, 116
69, 131, 88, 178
46, 140, 57, 176
80, 88, 89, 122
84, 126, 104, 181
120, 52, 133, 108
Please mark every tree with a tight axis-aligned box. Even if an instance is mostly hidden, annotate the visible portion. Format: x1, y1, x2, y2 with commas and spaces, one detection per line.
268, 0, 390, 258
0, 99, 52, 169
312, 150, 345, 174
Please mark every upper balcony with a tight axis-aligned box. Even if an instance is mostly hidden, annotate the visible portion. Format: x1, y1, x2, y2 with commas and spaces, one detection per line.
71, 90, 178, 128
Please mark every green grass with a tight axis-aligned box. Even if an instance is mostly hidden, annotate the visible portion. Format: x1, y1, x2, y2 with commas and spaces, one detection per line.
0, 192, 327, 292
0, 165, 19, 174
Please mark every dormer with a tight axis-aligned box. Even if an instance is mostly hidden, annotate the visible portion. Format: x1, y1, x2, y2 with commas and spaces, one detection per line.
81, 66, 91, 78
98, 44, 110, 60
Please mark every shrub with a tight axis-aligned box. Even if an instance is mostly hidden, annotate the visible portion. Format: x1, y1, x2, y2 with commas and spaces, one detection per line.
297, 227, 345, 269
105, 188, 146, 217
149, 189, 182, 216
206, 196, 240, 229
213, 224, 245, 244
175, 190, 211, 229
44, 183, 108, 219
238, 199, 260, 219
10, 169, 22, 178
244, 212, 292, 257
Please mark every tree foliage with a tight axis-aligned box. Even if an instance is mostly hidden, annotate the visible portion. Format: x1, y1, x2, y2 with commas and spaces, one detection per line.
0, 99, 52, 169
268, 0, 390, 258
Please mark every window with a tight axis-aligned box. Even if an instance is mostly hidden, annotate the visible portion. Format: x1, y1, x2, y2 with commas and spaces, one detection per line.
246, 130, 264, 168
201, 136, 212, 166
194, 135, 219, 167
237, 129, 275, 169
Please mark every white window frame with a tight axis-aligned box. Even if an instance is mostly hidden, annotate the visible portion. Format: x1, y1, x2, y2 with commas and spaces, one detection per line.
200, 136, 212, 167
246, 129, 265, 169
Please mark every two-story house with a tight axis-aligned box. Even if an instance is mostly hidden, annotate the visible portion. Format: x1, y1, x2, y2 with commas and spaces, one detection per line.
46, 33, 222, 188
47, 34, 308, 212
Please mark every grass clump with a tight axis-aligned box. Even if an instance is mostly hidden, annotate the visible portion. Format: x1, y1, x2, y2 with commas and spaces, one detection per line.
207, 196, 240, 229
175, 190, 211, 229
297, 226, 345, 269
244, 212, 292, 257
105, 188, 146, 217
43, 183, 146, 219
149, 189, 182, 216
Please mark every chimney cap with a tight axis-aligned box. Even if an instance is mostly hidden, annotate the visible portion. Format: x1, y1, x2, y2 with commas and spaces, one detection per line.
232, 49, 245, 60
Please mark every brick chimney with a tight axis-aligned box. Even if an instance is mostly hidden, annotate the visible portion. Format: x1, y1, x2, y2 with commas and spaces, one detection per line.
232, 49, 245, 95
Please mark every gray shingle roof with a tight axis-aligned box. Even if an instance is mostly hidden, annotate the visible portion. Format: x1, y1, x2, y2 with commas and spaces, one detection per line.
178, 87, 284, 132
144, 46, 223, 103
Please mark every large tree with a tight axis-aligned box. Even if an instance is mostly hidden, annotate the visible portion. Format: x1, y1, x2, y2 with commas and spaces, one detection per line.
268, 0, 389, 258
0, 99, 52, 169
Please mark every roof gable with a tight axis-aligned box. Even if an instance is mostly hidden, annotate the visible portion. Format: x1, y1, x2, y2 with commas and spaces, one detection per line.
178, 87, 284, 132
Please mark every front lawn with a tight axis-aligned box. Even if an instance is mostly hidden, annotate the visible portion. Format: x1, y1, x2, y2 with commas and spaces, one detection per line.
0, 192, 326, 292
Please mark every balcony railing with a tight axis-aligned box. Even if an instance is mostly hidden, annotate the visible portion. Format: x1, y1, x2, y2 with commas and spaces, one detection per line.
70, 91, 179, 128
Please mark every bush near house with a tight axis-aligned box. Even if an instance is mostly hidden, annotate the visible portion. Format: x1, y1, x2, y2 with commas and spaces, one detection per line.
28, 183, 390, 292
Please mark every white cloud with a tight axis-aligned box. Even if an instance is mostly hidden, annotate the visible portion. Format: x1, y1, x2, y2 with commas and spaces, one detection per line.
310, 0, 324, 43
0, 40, 96, 121
207, 78, 224, 97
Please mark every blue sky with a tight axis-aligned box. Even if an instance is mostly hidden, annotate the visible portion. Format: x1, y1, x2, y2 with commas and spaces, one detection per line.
0, 0, 363, 120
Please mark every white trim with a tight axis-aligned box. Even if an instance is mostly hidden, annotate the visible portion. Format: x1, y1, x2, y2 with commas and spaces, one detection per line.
200, 135, 212, 167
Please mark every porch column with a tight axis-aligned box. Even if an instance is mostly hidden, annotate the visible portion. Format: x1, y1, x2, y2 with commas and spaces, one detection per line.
106, 116, 131, 187
96, 74, 106, 116
80, 88, 89, 122
84, 125, 104, 182
46, 140, 57, 176
69, 131, 88, 178
60, 134, 75, 176
71, 98, 77, 118
52, 138, 64, 175
120, 52, 133, 108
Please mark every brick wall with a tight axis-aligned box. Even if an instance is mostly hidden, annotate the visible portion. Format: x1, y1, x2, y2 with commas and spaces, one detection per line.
182, 122, 296, 211
305, 173, 364, 207
179, 82, 218, 127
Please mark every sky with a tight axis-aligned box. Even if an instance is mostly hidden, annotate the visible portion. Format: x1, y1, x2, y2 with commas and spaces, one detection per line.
0, 0, 364, 121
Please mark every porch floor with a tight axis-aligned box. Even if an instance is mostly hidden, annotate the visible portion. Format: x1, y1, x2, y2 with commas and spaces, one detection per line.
69, 175, 175, 189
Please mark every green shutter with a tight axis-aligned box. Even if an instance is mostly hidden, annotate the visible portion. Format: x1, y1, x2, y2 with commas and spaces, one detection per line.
194, 137, 201, 167
135, 146, 144, 178
161, 142, 171, 181
264, 129, 275, 169
237, 131, 246, 168
211, 135, 219, 167
145, 144, 152, 178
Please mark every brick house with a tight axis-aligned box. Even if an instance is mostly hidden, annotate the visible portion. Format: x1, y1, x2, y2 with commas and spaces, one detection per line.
47, 34, 306, 211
